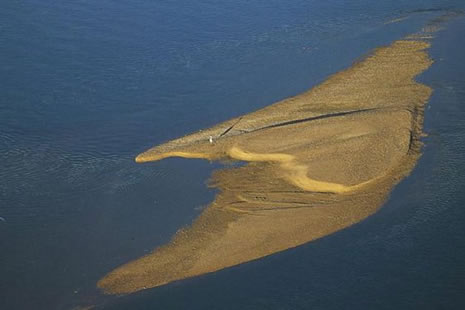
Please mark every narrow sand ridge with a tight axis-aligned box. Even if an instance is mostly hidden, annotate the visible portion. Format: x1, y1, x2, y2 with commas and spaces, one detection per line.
98, 34, 436, 294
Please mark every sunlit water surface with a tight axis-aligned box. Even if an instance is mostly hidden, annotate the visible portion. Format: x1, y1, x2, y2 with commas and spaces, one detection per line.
1, 1, 464, 309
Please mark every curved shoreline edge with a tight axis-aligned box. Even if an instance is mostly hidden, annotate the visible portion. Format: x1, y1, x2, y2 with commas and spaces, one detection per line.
97, 22, 448, 295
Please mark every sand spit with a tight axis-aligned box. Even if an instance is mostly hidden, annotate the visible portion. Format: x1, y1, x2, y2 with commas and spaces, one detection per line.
99, 36, 435, 294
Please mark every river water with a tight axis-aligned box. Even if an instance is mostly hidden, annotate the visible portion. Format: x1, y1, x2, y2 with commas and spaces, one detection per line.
1, 1, 464, 309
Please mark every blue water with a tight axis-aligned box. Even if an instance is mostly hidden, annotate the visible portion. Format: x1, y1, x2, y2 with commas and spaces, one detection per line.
1, 1, 465, 309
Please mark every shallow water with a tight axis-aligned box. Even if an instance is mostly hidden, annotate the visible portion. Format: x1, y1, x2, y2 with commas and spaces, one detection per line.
1, 1, 465, 309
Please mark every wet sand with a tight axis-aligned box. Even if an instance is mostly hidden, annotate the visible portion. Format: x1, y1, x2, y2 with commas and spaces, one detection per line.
98, 34, 434, 294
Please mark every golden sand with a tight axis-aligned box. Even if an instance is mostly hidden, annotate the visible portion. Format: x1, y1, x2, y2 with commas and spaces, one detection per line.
98, 36, 435, 294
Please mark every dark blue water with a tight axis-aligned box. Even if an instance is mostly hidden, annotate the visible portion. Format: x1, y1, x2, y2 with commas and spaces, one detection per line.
1, 1, 464, 309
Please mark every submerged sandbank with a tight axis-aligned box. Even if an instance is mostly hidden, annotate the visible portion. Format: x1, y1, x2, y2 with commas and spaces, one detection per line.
98, 28, 440, 294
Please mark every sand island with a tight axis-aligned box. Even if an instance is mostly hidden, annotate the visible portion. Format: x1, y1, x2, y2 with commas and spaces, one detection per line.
97, 23, 444, 295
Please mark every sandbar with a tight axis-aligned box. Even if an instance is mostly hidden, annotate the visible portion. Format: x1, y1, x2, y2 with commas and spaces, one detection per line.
98, 29, 437, 294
